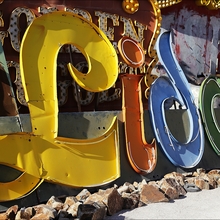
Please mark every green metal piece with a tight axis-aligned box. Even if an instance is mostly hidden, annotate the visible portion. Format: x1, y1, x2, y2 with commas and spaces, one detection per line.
199, 75, 220, 155
0, 42, 23, 134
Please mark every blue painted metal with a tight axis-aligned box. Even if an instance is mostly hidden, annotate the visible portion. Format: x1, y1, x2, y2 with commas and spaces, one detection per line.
149, 31, 204, 168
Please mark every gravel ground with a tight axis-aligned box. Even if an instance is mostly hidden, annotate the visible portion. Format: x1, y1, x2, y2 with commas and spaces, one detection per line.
105, 187, 220, 219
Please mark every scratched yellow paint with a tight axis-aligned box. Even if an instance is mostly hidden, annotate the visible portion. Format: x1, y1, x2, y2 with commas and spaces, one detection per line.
0, 172, 43, 201
0, 11, 120, 201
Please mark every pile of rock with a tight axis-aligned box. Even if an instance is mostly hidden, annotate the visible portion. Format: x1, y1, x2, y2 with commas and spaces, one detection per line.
1, 168, 220, 220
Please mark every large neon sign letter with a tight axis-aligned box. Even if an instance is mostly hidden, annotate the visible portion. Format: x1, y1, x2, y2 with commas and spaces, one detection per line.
0, 11, 120, 201
149, 31, 204, 168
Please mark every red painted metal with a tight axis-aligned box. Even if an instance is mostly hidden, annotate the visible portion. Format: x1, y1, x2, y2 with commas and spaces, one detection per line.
120, 74, 157, 174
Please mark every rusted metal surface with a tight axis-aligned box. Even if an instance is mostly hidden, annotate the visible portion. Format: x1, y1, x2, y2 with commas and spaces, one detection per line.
0, 0, 159, 113
0, 1, 219, 113
0, 41, 18, 117
161, 2, 220, 85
